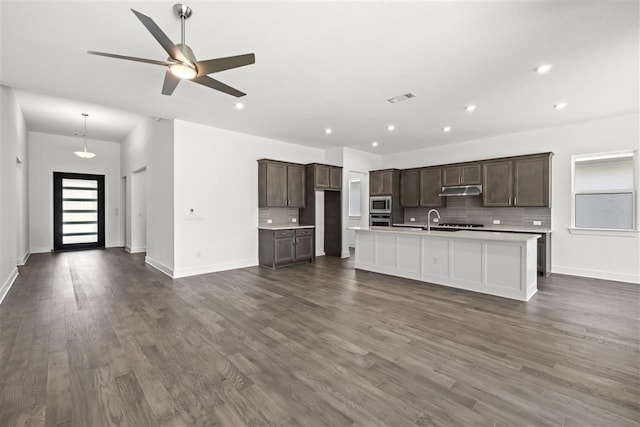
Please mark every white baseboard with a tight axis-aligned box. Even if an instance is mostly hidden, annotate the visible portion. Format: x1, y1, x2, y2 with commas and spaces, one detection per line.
341, 250, 351, 258
30, 247, 51, 254
17, 252, 30, 266
552, 265, 640, 284
0, 267, 19, 305
315, 251, 326, 257
172, 258, 257, 279
128, 246, 146, 254
145, 256, 174, 278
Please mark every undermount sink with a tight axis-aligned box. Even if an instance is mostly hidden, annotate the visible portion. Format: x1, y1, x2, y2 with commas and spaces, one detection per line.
425, 227, 460, 232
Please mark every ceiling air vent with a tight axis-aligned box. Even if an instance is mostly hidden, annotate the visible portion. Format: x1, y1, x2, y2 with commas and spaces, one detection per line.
387, 92, 417, 104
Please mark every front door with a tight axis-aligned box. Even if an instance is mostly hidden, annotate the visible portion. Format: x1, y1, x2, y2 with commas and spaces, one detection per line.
53, 172, 105, 251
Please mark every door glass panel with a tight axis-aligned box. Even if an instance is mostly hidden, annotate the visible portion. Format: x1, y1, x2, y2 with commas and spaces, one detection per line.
63, 234, 98, 244
63, 223, 98, 234
62, 178, 98, 188
63, 200, 98, 211
62, 189, 98, 199
63, 212, 97, 222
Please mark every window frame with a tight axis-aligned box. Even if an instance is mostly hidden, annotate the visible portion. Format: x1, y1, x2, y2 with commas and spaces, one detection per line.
570, 150, 638, 235
348, 178, 362, 218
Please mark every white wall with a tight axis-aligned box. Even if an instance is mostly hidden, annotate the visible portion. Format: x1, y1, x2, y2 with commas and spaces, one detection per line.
383, 113, 640, 283
172, 119, 325, 278
130, 168, 147, 253
342, 147, 383, 255
0, 85, 28, 303
120, 117, 174, 276
29, 132, 121, 252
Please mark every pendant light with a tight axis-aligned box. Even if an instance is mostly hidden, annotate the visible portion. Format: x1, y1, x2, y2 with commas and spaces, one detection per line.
74, 113, 96, 159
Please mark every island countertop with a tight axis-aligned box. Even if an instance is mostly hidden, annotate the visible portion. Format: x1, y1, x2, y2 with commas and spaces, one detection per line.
350, 226, 541, 242
259, 224, 315, 230
393, 223, 552, 233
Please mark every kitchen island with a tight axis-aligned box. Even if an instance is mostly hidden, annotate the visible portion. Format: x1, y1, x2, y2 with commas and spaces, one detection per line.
352, 226, 540, 301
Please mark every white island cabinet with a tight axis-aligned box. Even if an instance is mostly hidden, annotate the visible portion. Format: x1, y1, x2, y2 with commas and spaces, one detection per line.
353, 227, 540, 301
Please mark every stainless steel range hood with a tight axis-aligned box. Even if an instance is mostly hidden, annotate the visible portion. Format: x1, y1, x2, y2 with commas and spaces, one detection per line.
439, 185, 482, 197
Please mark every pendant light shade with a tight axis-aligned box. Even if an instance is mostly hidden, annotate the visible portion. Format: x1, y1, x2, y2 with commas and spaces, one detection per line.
74, 113, 96, 159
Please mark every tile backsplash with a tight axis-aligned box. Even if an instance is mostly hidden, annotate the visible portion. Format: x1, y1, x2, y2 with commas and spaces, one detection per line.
403, 196, 551, 229
259, 208, 299, 226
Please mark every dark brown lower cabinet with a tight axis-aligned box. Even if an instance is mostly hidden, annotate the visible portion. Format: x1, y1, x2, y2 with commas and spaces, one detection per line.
259, 228, 314, 268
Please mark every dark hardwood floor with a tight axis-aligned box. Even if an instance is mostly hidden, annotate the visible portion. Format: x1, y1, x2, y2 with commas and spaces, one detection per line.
1, 248, 638, 426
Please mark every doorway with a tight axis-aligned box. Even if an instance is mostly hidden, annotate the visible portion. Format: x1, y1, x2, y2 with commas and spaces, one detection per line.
53, 172, 105, 251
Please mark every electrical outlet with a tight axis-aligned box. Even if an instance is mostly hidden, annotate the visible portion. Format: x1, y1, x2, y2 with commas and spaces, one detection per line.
433, 218, 439, 223
292, 218, 297, 222
267, 219, 273, 224
493, 219, 501, 225
432, 257, 439, 265
196, 251, 201, 258
410, 218, 416, 222
533, 220, 542, 226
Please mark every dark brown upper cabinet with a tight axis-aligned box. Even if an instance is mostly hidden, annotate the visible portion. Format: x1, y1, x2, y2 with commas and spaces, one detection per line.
419, 167, 443, 207
442, 163, 482, 186
370, 169, 399, 196
482, 153, 552, 207
329, 167, 342, 190
308, 163, 342, 191
400, 169, 420, 207
258, 159, 305, 208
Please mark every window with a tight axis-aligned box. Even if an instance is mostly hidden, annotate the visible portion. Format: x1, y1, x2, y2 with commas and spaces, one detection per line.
572, 151, 637, 231
349, 178, 361, 217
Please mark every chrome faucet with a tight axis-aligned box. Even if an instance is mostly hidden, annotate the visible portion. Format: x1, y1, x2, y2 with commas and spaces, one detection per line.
427, 209, 441, 233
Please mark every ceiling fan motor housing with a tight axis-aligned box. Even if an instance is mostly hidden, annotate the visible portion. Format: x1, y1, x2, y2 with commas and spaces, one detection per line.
173, 4, 192, 19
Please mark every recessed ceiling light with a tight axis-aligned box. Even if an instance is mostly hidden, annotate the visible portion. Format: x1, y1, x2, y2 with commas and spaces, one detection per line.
387, 124, 395, 131
554, 102, 568, 110
234, 102, 244, 110
443, 126, 452, 133
325, 128, 332, 134
372, 141, 379, 147
465, 105, 476, 112
534, 64, 552, 74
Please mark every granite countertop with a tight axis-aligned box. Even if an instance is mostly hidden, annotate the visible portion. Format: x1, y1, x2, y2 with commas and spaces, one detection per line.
351, 226, 540, 242
393, 223, 552, 233
258, 224, 315, 230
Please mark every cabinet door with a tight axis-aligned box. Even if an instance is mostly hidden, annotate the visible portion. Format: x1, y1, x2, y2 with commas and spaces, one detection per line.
287, 165, 306, 207
400, 169, 420, 207
514, 156, 549, 207
274, 237, 295, 265
266, 162, 288, 207
461, 164, 482, 185
329, 167, 342, 190
442, 166, 461, 186
482, 161, 513, 206
295, 235, 314, 261
379, 171, 394, 195
315, 165, 330, 188
420, 167, 443, 207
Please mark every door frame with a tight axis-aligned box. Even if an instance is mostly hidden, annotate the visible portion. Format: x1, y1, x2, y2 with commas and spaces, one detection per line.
53, 172, 106, 251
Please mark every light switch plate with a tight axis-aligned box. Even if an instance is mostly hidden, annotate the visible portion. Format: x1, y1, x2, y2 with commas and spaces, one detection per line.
410, 218, 416, 222
267, 219, 273, 224
493, 219, 501, 224
292, 218, 297, 222
533, 220, 542, 226
433, 218, 439, 223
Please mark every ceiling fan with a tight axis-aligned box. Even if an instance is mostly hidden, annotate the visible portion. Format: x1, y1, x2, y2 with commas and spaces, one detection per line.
88, 4, 255, 97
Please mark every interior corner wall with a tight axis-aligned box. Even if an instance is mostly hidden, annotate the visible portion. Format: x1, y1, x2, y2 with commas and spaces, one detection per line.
342, 147, 383, 257
171, 119, 325, 278
0, 85, 27, 303
121, 117, 174, 276
382, 113, 640, 284
28, 132, 121, 252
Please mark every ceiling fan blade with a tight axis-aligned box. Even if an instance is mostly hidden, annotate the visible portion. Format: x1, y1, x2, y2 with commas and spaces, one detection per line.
195, 53, 256, 77
87, 51, 172, 66
130, 9, 189, 64
192, 76, 246, 97
162, 70, 181, 96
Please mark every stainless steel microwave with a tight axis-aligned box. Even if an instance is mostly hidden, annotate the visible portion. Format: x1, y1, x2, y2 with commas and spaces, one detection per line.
370, 196, 392, 214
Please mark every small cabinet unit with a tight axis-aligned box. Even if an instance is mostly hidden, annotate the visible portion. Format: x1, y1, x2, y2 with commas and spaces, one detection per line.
419, 167, 443, 207
259, 228, 314, 268
482, 153, 552, 207
370, 169, 399, 196
310, 164, 342, 191
258, 160, 305, 208
442, 163, 482, 186
400, 169, 420, 207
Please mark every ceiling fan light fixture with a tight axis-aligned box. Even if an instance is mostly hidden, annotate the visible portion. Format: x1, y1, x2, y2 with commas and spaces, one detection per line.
169, 62, 197, 79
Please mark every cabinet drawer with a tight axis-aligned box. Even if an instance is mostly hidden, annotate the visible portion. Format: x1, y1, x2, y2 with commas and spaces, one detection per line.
296, 228, 314, 237
274, 230, 294, 238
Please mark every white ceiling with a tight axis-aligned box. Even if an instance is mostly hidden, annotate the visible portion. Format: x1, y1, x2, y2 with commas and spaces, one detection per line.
1, 1, 638, 154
